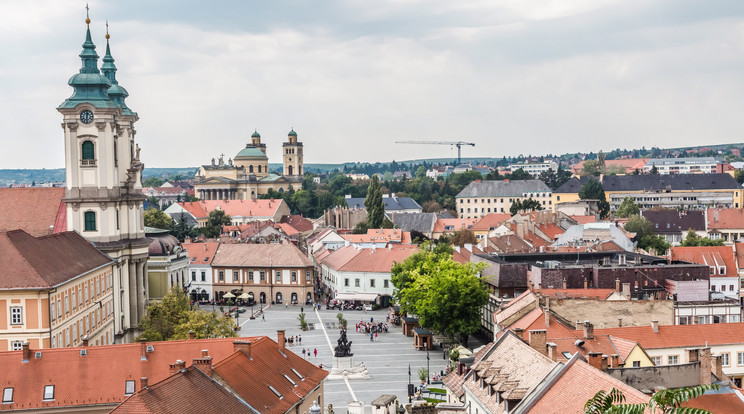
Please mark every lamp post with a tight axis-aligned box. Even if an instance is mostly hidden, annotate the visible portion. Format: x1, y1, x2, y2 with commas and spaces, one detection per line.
426, 343, 430, 385
408, 363, 412, 403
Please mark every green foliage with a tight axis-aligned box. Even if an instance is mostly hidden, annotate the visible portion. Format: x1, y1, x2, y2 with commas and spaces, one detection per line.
509, 168, 532, 180
365, 175, 385, 228
139, 287, 236, 341
418, 367, 429, 381
415, 166, 427, 178
735, 170, 744, 184
298, 312, 308, 330
614, 197, 640, 218
681, 230, 724, 247
168, 212, 198, 242
510, 198, 543, 215
623, 215, 669, 253
392, 242, 487, 344
143, 177, 165, 187
579, 180, 610, 219
199, 209, 232, 238
584, 384, 717, 414
450, 229, 477, 247
581, 159, 602, 176
144, 207, 173, 229
538, 167, 572, 191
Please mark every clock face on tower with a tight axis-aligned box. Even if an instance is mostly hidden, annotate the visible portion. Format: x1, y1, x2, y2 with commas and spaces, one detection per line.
80, 110, 94, 124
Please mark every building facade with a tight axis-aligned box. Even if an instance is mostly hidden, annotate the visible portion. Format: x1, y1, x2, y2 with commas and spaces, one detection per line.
457, 180, 552, 219
644, 157, 730, 174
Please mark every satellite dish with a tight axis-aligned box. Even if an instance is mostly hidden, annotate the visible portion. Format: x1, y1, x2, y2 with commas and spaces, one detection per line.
574, 340, 585, 347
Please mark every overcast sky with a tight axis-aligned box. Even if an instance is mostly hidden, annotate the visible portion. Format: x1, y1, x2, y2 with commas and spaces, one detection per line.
2, 0, 744, 169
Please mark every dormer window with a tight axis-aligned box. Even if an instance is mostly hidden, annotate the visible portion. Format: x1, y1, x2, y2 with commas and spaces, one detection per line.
719, 266, 726, 275
124, 380, 135, 396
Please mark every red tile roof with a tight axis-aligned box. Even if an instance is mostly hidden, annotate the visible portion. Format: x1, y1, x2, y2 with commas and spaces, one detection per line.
570, 215, 597, 225
280, 215, 313, 233
177, 199, 286, 219
471, 214, 511, 232
594, 323, 744, 349
433, 218, 478, 234
341, 228, 411, 244
682, 393, 744, 413
707, 208, 744, 230
537, 223, 563, 240
0, 337, 259, 411
0, 187, 66, 237
670, 245, 737, 277
182, 241, 219, 265
0, 230, 113, 289
338, 245, 419, 273
275, 222, 300, 236
212, 243, 313, 267
452, 245, 483, 264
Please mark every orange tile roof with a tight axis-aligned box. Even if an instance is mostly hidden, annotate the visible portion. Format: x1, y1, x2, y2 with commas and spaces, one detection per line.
507, 307, 544, 332
280, 215, 313, 233
537, 223, 563, 240
177, 199, 286, 219
471, 214, 511, 231
594, 323, 744, 349
182, 241, 219, 265
275, 222, 300, 236
682, 393, 744, 413
452, 245, 483, 264
548, 334, 638, 363
570, 215, 597, 225
525, 358, 648, 413
0, 337, 259, 411
0, 187, 66, 237
338, 245, 419, 273
212, 243, 313, 267
433, 218, 478, 234
341, 228, 411, 244
670, 245, 737, 277
707, 208, 744, 230
570, 158, 648, 175
539, 289, 615, 300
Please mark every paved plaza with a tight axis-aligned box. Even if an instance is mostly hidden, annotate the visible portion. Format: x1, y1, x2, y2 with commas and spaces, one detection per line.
233, 304, 451, 412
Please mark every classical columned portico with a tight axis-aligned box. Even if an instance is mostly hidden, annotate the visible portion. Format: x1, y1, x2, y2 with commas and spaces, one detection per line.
198, 188, 238, 200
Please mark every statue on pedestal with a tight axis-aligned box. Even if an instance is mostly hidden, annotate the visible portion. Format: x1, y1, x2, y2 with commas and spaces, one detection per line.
334, 329, 353, 357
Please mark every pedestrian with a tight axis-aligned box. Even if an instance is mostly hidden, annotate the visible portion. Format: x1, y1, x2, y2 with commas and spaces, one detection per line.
299, 335, 302, 345
370, 332, 373, 342
314, 348, 318, 358
262, 313, 265, 321
375, 332, 378, 341
370, 317, 373, 323
302, 348, 306, 358
301, 306, 304, 313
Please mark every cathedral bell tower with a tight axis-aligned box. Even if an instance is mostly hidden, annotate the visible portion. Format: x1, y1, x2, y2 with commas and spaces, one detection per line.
282, 129, 303, 180
57, 10, 149, 338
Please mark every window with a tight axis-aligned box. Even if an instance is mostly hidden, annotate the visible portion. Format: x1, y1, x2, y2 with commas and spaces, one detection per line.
668, 355, 679, 365
84, 284, 89, 302
201, 271, 206, 282
72, 325, 77, 344
78, 288, 82, 306
11, 341, 23, 351
125, 380, 135, 396
10, 307, 22, 325
697, 316, 709, 324
276, 271, 282, 283
260, 271, 265, 281
84, 211, 96, 231
43, 385, 55, 401
355, 279, 360, 287
344, 278, 349, 287
306, 271, 311, 282
738, 352, 744, 366
51, 302, 56, 322
291, 272, 297, 282
731, 315, 740, 323
56, 300, 61, 320
233, 271, 239, 282
72, 292, 76, 310
632, 361, 641, 368
370, 279, 376, 288
384, 279, 389, 288
218, 271, 224, 281
722, 353, 730, 367
651, 356, 661, 366
2, 387, 13, 404
81, 140, 95, 160
191, 271, 196, 282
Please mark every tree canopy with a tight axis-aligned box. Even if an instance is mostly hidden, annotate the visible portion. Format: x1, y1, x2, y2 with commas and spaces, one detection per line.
144, 207, 173, 229
199, 209, 232, 238
365, 175, 385, 228
624, 215, 670, 254
391, 242, 488, 344
614, 197, 640, 218
578, 180, 610, 219
584, 384, 716, 414
510, 198, 543, 215
681, 230, 724, 246
138, 287, 236, 341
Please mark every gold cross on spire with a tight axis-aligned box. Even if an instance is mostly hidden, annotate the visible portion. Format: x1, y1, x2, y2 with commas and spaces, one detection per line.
85, 3, 90, 26
106, 20, 110, 41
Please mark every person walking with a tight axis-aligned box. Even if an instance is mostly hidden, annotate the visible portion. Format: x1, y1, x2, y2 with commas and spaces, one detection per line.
314, 348, 318, 358
298, 335, 302, 345
301, 306, 304, 313
370, 332, 374, 342
302, 348, 306, 358
262, 313, 265, 321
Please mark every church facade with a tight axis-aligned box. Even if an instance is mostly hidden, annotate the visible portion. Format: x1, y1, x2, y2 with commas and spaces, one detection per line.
58, 14, 149, 341
193, 129, 304, 200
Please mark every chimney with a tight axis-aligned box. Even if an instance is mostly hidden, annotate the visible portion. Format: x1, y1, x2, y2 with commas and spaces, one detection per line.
82, 335, 89, 347
699, 348, 712, 385
503, 179, 510, 183
562, 279, 567, 289
609, 354, 621, 368
622, 283, 631, 298
140, 377, 149, 389
233, 340, 252, 358
547, 342, 558, 361
277, 330, 286, 351
688, 348, 699, 363
140, 339, 147, 361
601, 355, 609, 370
615, 279, 621, 292
587, 352, 604, 371
201, 349, 209, 358
617, 317, 623, 328
712, 354, 725, 381
583, 321, 595, 340
583, 279, 588, 289
651, 321, 659, 333
169, 360, 186, 375
537, 283, 542, 294
528, 330, 548, 356
189, 330, 195, 340
192, 356, 213, 377
21, 341, 30, 362
576, 320, 585, 330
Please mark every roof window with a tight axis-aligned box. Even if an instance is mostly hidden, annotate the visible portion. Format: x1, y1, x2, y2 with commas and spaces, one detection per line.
124, 380, 135, 396
2, 388, 13, 404
291, 368, 304, 380
283, 374, 297, 387
268, 385, 282, 399
43, 385, 55, 401
562, 352, 572, 359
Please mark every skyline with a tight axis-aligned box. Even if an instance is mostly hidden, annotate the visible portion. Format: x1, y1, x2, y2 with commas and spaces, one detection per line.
2, 0, 744, 169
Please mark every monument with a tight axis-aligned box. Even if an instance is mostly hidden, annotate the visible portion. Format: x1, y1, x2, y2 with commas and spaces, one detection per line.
334, 329, 353, 357
329, 329, 369, 380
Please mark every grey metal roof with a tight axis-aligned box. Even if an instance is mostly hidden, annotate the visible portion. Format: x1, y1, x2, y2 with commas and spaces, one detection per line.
554, 177, 597, 194
456, 179, 551, 198
642, 210, 705, 234
602, 173, 740, 192
345, 196, 423, 211
392, 212, 437, 233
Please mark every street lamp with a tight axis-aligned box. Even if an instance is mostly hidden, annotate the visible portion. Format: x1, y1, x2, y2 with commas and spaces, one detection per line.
426, 343, 430, 385
408, 364, 413, 403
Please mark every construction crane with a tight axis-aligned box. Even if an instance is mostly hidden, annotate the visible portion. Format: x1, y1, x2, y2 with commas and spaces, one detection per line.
395, 141, 476, 165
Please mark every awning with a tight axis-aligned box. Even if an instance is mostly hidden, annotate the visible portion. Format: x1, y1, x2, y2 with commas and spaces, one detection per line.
334, 292, 380, 302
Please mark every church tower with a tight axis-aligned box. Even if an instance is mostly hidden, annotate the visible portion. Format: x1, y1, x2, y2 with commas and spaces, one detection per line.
282, 129, 303, 180
57, 11, 149, 340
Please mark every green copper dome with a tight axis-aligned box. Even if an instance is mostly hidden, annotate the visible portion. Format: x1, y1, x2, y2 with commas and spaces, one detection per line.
251, 130, 261, 138
59, 22, 118, 110
288, 129, 297, 136
235, 145, 268, 159
101, 37, 136, 117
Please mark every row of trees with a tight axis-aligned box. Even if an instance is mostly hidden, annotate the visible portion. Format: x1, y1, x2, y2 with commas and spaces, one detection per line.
144, 208, 231, 240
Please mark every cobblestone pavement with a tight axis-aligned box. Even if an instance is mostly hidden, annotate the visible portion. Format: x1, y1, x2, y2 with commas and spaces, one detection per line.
236, 304, 451, 412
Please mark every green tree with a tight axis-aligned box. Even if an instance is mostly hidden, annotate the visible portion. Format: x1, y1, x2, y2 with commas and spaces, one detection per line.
450, 229, 477, 246
143, 177, 164, 187
614, 197, 640, 218
365, 175, 385, 228
168, 212, 198, 242
581, 160, 601, 176
509, 168, 532, 180
392, 242, 488, 344
578, 180, 610, 219
681, 230, 724, 246
624, 215, 670, 253
584, 384, 716, 414
510, 198, 543, 215
144, 207, 174, 229
199, 209, 232, 238
649, 165, 659, 174
415, 166, 427, 178
173, 308, 237, 339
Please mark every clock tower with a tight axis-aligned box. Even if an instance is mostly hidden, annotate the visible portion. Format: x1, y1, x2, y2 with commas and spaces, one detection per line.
58, 12, 149, 340
282, 129, 303, 180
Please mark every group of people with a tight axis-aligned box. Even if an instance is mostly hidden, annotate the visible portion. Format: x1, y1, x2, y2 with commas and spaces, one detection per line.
355, 320, 389, 334
285, 334, 302, 345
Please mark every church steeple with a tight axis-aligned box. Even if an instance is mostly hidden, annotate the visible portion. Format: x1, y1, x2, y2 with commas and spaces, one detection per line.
101, 22, 135, 116
58, 7, 117, 109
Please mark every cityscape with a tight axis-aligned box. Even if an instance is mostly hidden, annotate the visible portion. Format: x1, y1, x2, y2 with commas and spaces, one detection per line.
2, 2, 744, 414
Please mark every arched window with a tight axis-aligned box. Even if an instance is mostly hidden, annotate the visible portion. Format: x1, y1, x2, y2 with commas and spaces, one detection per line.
249, 165, 254, 173
258, 165, 262, 173
276, 292, 282, 303
287, 165, 293, 176
81, 140, 95, 160
84, 211, 96, 231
